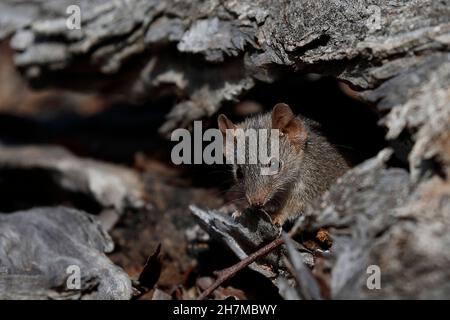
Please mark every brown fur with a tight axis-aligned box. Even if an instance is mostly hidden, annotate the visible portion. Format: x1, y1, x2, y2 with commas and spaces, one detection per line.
218, 103, 350, 226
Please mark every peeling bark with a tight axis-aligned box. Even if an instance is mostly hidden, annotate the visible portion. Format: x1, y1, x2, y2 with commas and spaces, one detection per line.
3, 0, 448, 133
0, 207, 132, 299
0, 144, 146, 214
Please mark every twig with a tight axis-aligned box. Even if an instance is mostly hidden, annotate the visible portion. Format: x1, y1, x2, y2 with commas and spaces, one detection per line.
197, 230, 295, 300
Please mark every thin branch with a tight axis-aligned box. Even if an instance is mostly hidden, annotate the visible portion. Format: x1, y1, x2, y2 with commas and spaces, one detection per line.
197, 230, 296, 300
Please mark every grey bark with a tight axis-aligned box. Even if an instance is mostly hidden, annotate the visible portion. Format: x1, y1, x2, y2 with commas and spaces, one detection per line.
3, 0, 448, 135
0, 144, 146, 215
0, 207, 132, 299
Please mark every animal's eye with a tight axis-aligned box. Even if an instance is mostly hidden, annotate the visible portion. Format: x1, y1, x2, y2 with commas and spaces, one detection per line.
235, 167, 244, 180
270, 157, 282, 172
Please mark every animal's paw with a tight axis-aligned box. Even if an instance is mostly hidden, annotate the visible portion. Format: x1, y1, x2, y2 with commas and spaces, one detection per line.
272, 215, 284, 228
231, 210, 242, 219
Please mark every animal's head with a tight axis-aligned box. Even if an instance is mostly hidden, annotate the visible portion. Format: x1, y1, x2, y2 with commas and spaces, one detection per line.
217, 103, 308, 215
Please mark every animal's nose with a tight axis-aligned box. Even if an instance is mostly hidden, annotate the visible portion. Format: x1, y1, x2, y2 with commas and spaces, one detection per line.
253, 201, 264, 209
246, 194, 267, 209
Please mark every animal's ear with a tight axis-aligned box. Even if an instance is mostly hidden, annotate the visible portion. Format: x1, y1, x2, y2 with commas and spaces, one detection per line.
272, 103, 295, 130
272, 103, 308, 150
218, 114, 236, 135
